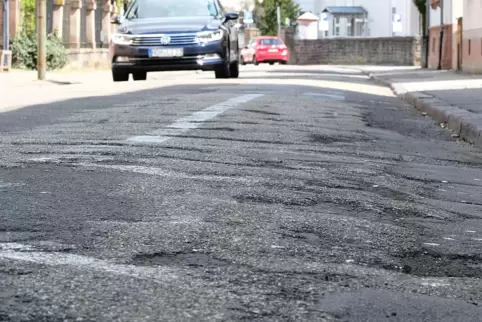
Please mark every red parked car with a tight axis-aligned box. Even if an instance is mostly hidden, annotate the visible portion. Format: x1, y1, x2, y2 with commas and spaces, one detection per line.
240, 36, 289, 65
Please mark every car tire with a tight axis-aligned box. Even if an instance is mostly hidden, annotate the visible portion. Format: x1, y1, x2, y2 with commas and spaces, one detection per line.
281, 61, 288, 65
132, 71, 147, 81
240, 56, 246, 65
269, 62, 274, 65
229, 60, 239, 79
112, 69, 129, 82
253, 56, 259, 66
215, 51, 231, 79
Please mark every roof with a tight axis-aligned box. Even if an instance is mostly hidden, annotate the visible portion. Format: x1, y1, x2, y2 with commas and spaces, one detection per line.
297, 11, 319, 21
322, 6, 367, 15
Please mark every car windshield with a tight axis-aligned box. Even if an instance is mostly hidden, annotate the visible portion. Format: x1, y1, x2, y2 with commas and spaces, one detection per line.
134, 0, 218, 18
260, 39, 283, 45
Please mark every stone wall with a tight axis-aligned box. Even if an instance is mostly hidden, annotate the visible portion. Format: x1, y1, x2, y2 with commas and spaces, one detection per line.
284, 30, 422, 66
65, 48, 110, 69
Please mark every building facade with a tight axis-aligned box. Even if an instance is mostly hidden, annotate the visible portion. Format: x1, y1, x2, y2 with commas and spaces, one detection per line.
462, 0, 482, 73
428, 0, 463, 70
304, 0, 421, 38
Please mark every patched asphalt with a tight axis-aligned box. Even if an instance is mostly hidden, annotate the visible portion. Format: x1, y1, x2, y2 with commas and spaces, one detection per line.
1, 65, 482, 321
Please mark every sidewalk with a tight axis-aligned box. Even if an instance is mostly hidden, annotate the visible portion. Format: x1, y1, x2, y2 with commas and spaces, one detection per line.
0, 69, 201, 113
358, 66, 482, 148
0, 69, 197, 88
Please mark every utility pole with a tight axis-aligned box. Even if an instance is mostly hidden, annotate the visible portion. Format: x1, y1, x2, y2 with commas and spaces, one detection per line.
37, 0, 46, 80
437, 0, 443, 70
425, 0, 430, 68
2, 0, 9, 51
276, 5, 281, 37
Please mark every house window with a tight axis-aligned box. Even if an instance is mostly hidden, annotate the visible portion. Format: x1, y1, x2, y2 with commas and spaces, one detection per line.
335, 26, 340, 36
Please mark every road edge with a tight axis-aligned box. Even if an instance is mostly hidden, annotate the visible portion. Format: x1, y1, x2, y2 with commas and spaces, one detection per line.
364, 71, 482, 149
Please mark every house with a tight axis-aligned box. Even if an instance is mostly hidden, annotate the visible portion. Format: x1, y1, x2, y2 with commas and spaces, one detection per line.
461, 0, 482, 73
428, 0, 463, 70
313, 0, 421, 37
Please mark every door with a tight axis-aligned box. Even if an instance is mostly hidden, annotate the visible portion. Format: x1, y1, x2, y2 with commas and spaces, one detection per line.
242, 39, 256, 62
457, 17, 463, 70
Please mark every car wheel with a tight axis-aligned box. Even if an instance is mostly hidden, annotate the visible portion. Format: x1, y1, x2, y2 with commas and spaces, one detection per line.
280, 61, 288, 65
240, 55, 246, 65
269, 62, 274, 65
132, 71, 147, 81
253, 55, 259, 66
112, 69, 129, 82
215, 50, 231, 79
229, 60, 239, 78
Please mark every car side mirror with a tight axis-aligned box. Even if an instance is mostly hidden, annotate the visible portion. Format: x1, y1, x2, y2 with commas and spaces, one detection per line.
224, 12, 239, 22
111, 15, 124, 25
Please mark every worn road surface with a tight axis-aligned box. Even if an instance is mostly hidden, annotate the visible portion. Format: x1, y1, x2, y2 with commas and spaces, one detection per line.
2, 65, 482, 322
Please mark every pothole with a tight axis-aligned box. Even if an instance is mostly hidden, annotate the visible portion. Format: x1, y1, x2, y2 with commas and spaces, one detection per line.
387, 250, 482, 278
233, 193, 319, 206
132, 251, 231, 268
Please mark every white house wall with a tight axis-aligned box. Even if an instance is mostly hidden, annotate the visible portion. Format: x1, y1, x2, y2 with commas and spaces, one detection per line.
316, 0, 420, 37
429, 0, 453, 27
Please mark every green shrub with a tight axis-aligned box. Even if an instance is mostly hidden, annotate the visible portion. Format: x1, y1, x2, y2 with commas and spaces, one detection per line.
11, 30, 68, 71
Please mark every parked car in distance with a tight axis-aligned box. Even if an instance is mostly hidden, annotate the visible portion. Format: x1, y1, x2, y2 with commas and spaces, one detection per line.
109, 0, 240, 82
240, 36, 289, 65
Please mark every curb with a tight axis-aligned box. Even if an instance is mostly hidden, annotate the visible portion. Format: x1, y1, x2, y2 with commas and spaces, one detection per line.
366, 71, 482, 148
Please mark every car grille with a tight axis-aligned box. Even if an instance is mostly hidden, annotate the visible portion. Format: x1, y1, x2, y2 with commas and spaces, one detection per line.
131, 34, 197, 46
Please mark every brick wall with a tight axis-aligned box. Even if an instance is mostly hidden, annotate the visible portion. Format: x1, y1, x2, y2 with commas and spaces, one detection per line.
428, 24, 453, 70
284, 32, 422, 66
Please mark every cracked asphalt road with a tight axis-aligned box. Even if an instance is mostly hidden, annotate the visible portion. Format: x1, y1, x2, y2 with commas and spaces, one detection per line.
2, 65, 482, 321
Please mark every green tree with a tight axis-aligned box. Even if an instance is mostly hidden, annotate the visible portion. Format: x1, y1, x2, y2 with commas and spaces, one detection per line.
413, 0, 427, 36
20, 0, 36, 36
255, 0, 301, 36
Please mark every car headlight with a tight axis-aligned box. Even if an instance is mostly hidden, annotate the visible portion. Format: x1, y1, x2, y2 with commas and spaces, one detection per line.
112, 33, 133, 45
196, 30, 223, 43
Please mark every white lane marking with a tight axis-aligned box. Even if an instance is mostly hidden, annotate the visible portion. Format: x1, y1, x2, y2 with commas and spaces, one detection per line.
302, 92, 345, 100
0, 243, 176, 282
78, 163, 259, 183
443, 237, 455, 241
466, 230, 477, 233
423, 243, 440, 246
127, 94, 264, 144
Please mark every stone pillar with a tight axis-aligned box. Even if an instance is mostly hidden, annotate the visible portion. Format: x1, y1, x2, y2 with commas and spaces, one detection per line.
85, 0, 96, 48
110, 2, 118, 35
102, 0, 113, 45
52, 0, 64, 37
69, 0, 82, 49
9, 0, 21, 38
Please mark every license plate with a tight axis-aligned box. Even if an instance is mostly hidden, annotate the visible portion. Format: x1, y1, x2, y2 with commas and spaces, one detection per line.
148, 48, 183, 58
268, 49, 277, 52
